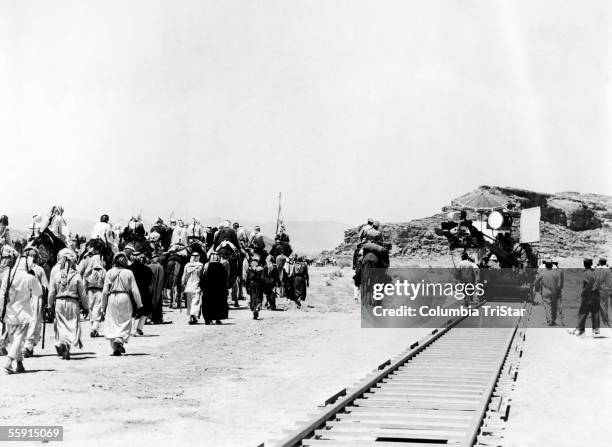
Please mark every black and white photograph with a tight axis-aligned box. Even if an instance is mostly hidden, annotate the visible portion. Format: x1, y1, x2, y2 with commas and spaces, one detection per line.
0, 1, 610, 446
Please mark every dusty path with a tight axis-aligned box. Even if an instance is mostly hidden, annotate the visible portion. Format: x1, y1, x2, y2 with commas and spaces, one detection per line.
0, 267, 428, 447
501, 305, 612, 446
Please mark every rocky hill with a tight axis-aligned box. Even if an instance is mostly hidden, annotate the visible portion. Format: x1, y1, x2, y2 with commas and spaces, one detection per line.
329, 186, 612, 263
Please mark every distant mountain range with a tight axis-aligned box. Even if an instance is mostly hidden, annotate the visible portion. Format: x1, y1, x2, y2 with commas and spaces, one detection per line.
7, 214, 348, 256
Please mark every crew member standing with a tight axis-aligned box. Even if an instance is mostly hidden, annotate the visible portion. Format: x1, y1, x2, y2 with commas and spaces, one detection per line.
571, 257, 600, 336
534, 257, 561, 326
456, 252, 479, 305
595, 257, 612, 326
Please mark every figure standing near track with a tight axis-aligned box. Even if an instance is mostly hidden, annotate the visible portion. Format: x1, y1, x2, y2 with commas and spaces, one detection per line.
535, 256, 562, 326
571, 257, 600, 337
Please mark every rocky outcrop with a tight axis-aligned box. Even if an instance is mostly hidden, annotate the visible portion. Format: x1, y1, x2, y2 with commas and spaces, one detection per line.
330, 186, 611, 261
477, 186, 604, 230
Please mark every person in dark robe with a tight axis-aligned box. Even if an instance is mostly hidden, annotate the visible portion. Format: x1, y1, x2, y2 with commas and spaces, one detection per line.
571, 258, 601, 336
164, 245, 188, 309
200, 252, 229, 325
283, 256, 299, 308
262, 255, 280, 310
205, 227, 215, 251
124, 246, 153, 335
293, 256, 310, 301
121, 216, 146, 249
275, 253, 288, 297
245, 255, 264, 319
213, 222, 241, 252
148, 255, 165, 324
150, 218, 171, 250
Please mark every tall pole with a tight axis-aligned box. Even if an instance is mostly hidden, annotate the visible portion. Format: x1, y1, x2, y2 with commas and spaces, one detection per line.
276, 192, 282, 235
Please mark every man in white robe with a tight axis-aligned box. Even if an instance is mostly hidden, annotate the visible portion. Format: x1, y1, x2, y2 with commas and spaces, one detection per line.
0, 248, 43, 374
182, 252, 204, 325
21, 247, 49, 358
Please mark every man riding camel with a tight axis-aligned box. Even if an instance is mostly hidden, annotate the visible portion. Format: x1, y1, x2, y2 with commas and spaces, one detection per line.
91, 214, 113, 243
187, 218, 204, 243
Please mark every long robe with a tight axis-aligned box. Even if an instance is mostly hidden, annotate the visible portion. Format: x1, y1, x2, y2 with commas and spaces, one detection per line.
200, 262, 229, 322
292, 262, 308, 301
246, 266, 264, 312
148, 261, 165, 323
0, 267, 43, 358
128, 261, 153, 316
48, 266, 87, 349
102, 267, 142, 342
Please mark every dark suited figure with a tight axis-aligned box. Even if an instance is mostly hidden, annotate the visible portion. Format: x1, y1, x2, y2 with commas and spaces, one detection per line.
535, 258, 561, 326
573, 258, 600, 336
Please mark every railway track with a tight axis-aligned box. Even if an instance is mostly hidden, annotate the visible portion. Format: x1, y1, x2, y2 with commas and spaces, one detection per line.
269, 302, 529, 447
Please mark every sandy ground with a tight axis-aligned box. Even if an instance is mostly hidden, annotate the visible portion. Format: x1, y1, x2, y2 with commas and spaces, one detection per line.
502, 304, 612, 447
0, 266, 429, 447
3, 265, 612, 446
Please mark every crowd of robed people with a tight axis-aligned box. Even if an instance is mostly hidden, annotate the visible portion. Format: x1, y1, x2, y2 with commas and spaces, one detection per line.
0, 207, 310, 375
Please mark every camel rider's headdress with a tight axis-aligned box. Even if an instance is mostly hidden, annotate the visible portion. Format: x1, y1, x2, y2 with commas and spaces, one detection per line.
1, 246, 18, 260
57, 248, 76, 264
113, 252, 128, 268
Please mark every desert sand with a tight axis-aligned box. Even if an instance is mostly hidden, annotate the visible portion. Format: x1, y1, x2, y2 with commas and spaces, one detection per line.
2, 265, 610, 447
0, 266, 428, 447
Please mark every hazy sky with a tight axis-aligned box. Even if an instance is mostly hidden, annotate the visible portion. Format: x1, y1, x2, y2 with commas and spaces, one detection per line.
1, 0, 610, 225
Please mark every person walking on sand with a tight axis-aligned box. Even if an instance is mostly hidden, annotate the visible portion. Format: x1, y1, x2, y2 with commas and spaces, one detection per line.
182, 252, 204, 325
262, 255, 281, 310
78, 249, 106, 338
21, 246, 49, 358
124, 245, 152, 337
102, 252, 143, 356
200, 252, 229, 325
148, 254, 165, 324
534, 256, 562, 326
570, 257, 600, 337
0, 247, 42, 374
595, 257, 612, 326
293, 256, 310, 302
245, 254, 264, 319
47, 249, 88, 360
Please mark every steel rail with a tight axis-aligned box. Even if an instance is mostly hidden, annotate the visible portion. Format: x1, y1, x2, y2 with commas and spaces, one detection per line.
268, 301, 527, 447
272, 312, 474, 447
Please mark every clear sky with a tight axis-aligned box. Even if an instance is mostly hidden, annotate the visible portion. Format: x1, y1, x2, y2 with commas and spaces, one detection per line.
1, 0, 610, 225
